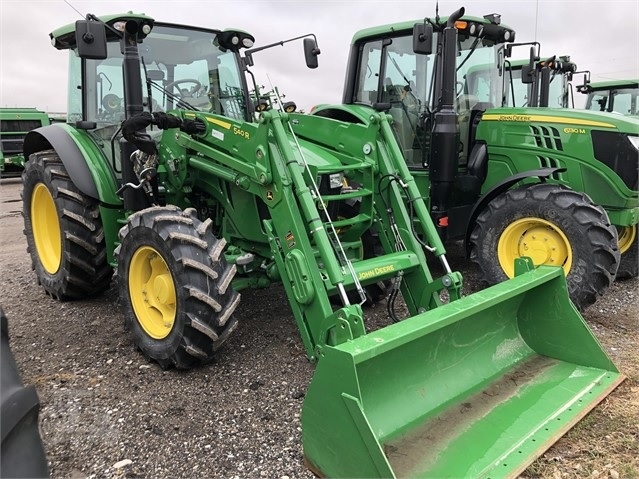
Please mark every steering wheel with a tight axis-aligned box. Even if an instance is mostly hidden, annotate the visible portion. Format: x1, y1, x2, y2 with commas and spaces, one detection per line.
102, 93, 122, 113
165, 79, 202, 98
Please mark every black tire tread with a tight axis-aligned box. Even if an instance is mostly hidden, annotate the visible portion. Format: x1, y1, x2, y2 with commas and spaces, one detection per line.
617, 234, 638, 280
115, 206, 239, 369
21, 150, 112, 300
469, 183, 619, 311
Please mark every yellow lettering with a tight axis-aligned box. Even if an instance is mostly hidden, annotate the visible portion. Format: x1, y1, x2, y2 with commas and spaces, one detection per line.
358, 264, 395, 280
563, 127, 586, 134
498, 115, 531, 122
233, 126, 250, 139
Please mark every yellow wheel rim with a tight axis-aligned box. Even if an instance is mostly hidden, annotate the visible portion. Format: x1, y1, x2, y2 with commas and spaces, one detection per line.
498, 217, 573, 278
617, 225, 636, 254
129, 246, 176, 339
31, 183, 62, 274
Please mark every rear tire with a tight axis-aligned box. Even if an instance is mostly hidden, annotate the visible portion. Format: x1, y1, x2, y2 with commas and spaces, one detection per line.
115, 205, 240, 369
21, 150, 112, 300
616, 225, 638, 280
469, 184, 619, 311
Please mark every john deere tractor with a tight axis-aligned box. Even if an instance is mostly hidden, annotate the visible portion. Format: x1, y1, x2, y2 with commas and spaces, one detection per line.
313, 9, 639, 309
21, 11, 623, 477
578, 78, 639, 115
0, 108, 51, 177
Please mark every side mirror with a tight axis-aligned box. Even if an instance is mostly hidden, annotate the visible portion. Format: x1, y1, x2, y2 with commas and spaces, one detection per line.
146, 70, 165, 81
75, 20, 107, 60
304, 38, 320, 69
520, 64, 534, 84
413, 22, 433, 55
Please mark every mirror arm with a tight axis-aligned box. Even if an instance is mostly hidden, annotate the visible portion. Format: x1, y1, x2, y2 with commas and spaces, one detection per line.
244, 33, 319, 64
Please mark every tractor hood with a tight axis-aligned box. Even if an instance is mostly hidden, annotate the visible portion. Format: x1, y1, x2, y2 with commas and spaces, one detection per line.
481, 107, 639, 133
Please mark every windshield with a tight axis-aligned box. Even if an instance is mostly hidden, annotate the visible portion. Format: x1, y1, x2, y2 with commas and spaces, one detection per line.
78, 24, 247, 126
502, 66, 566, 108
353, 31, 502, 166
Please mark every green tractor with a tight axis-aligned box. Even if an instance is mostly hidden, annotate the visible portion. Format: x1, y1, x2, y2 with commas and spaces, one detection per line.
465, 49, 638, 281
313, 10, 639, 309
577, 78, 639, 115
22, 11, 623, 477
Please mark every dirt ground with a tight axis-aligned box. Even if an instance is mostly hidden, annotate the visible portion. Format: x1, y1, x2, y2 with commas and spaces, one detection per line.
1, 177, 637, 478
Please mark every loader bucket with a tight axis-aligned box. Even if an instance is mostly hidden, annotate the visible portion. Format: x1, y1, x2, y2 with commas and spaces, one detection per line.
302, 265, 624, 478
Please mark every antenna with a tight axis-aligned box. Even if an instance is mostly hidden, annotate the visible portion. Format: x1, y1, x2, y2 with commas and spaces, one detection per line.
64, 0, 85, 18
435, 1, 440, 24
534, 0, 539, 42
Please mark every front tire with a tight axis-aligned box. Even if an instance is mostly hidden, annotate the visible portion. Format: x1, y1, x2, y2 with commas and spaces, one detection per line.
115, 206, 240, 369
469, 184, 620, 311
21, 150, 112, 300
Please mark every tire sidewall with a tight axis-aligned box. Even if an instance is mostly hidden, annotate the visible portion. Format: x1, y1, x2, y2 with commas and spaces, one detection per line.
22, 154, 68, 293
474, 187, 605, 302
117, 225, 186, 361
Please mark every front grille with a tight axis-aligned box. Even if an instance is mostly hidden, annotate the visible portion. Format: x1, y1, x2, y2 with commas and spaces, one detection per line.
0, 119, 43, 132
537, 156, 564, 180
530, 125, 563, 151
0, 137, 25, 155
591, 131, 639, 190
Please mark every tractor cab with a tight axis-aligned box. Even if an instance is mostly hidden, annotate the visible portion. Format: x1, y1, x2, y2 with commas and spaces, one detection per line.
51, 14, 254, 170
578, 79, 639, 115
337, 13, 514, 170
46, 13, 319, 213
500, 55, 577, 108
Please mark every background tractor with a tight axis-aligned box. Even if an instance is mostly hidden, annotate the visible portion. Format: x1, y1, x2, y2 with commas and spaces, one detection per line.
502, 54, 577, 108
313, 10, 639, 310
467, 49, 638, 281
20, 11, 623, 477
0, 108, 51, 177
578, 78, 639, 115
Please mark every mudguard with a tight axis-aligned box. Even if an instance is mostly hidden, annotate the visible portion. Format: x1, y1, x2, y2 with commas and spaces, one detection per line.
23, 123, 121, 205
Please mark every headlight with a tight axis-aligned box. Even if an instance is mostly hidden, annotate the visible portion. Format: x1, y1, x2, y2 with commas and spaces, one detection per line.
628, 135, 639, 150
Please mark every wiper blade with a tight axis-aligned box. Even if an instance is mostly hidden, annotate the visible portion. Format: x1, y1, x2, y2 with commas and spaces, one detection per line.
456, 36, 481, 72
148, 82, 198, 111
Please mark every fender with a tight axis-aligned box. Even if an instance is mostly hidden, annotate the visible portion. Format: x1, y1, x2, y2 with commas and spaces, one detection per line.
464, 167, 567, 256
23, 124, 122, 205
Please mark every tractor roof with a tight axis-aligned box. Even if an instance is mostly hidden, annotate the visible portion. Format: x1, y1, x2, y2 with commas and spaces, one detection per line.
582, 79, 639, 92
351, 14, 514, 44
50, 13, 155, 50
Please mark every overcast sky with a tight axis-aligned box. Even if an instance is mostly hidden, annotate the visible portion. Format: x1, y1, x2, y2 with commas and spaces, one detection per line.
1, 0, 637, 113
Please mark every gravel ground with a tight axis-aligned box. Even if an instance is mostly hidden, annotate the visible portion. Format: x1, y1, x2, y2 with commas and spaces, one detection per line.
1, 177, 637, 478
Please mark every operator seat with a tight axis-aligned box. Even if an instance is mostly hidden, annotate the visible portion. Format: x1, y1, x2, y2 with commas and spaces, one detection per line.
455, 141, 488, 196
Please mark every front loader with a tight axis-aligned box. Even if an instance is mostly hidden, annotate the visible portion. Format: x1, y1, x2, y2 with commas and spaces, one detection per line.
21, 12, 623, 478
313, 9, 639, 310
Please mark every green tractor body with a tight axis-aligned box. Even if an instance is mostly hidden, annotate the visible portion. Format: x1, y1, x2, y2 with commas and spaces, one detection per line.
314, 10, 639, 309
21, 11, 623, 478
0, 108, 50, 176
